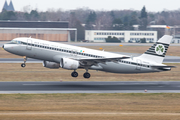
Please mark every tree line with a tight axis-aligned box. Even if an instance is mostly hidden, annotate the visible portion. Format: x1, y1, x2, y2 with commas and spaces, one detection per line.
1, 6, 180, 41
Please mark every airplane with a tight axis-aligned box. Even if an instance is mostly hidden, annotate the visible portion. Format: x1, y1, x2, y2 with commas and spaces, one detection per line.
2, 35, 176, 79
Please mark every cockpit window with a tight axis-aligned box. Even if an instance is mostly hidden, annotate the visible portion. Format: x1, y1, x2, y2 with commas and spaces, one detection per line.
10, 40, 21, 44
10, 40, 16, 43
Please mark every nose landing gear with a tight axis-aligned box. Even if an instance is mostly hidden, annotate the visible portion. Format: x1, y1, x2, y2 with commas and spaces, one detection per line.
21, 56, 27, 68
21, 63, 26, 67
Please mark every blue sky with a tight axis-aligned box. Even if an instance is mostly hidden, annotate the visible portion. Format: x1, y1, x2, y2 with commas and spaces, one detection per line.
1, 0, 180, 12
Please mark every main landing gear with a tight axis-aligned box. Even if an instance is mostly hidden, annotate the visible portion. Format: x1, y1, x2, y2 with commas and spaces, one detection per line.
83, 72, 91, 79
21, 56, 27, 68
71, 70, 78, 78
83, 69, 91, 78
71, 70, 91, 79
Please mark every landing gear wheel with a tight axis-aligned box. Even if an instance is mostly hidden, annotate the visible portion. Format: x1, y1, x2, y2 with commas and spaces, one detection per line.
83, 72, 91, 79
21, 56, 27, 68
71, 72, 78, 78
21, 63, 26, 68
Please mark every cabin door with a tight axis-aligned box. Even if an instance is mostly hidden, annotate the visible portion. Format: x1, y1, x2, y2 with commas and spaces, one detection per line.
136, 59, 142, 70
71, 50, 77, 58
26, 39, 32, 50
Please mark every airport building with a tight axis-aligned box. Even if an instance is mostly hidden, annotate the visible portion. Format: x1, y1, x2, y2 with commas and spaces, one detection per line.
135, 25, 180, 44
172, 35, 180, 43
85, 30, 158, 43
0, 21, 77, 42
1, 0, 77, 42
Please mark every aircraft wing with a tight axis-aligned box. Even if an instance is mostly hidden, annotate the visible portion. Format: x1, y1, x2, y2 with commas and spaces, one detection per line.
75, 56, 130, 66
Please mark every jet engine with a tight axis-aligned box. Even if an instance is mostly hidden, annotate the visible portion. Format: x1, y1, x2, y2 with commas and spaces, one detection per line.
43, 61, 60, 69
60, 58, 79, 70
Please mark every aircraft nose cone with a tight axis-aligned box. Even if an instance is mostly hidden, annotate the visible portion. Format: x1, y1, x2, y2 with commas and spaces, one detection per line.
2, 45, 4, 50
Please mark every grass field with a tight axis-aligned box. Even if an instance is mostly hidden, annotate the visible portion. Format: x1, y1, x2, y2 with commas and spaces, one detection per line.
1, 45, 180, 58
0, 63, 179, 81
0, 93, 180, 120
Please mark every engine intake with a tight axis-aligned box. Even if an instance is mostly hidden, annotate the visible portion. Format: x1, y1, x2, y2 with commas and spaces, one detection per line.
43, 61, 60, 69
60, 58, 79, 70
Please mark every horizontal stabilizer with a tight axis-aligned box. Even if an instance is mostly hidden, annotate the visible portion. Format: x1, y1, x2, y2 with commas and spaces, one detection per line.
151, 66, 176, 69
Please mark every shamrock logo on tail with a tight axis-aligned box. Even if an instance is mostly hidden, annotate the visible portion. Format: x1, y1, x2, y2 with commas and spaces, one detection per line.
155, 44, 165, 55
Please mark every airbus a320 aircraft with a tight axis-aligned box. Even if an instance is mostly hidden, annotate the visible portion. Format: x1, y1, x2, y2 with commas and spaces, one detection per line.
2, 35, 175, 79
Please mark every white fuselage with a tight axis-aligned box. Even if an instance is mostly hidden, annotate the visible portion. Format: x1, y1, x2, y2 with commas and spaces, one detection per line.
3, 37, 164, 74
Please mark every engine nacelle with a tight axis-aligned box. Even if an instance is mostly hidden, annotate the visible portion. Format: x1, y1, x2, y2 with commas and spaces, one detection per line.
43, 61, 60, 69
60, 58, 79, 70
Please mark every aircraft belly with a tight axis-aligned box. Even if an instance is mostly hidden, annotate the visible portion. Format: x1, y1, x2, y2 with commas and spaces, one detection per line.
99, 62, 156, 74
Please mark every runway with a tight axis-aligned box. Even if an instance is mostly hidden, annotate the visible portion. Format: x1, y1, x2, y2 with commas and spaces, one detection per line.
0, 81, 180, 93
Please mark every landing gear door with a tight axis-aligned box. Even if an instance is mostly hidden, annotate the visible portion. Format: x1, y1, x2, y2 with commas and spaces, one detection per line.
26, 39, 32, 50
136, 59, 142, 70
